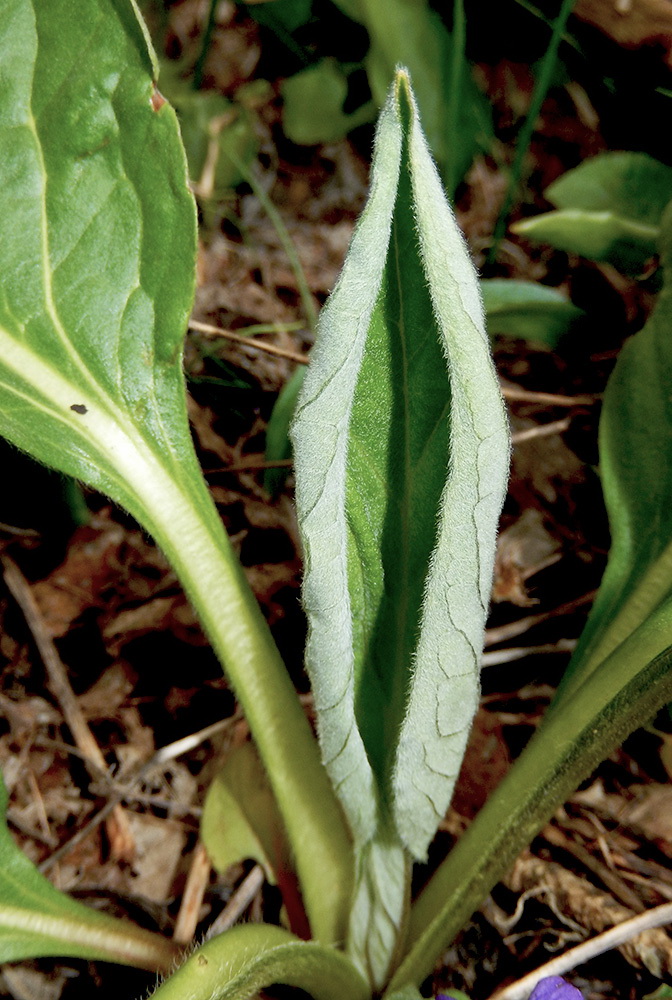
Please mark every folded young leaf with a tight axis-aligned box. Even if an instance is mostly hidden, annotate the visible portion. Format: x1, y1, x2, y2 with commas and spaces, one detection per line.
291, 68, 509, 982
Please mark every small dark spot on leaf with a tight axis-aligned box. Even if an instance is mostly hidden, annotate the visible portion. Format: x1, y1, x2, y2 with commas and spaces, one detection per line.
150, 85, 166, 112
70, 404, 88, 415
197, 955, 208, 967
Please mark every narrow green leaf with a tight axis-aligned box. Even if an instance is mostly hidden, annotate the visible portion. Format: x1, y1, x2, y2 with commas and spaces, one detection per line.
291, 69, 508, 985
512, 209, 659, 273
0, 772, 178, 970
0, 0, 353, 947
391, 615, 672, 992
148, 924, 369, 1000
264, 365, 306, 497
512, 152, 672, 273
553, 199, 672, 705
480, 279, 583, 347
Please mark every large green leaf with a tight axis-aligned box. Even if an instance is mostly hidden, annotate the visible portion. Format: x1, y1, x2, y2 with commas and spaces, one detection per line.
0, 0, 353, 948
554, 198, 672, 704
0, 0, 197, 531
512, 152, 672, 273
291, 70, 509, 986
0, 771, 177, 969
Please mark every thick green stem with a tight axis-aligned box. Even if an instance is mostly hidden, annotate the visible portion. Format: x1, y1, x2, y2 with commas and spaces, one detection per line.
156, 486, 353, 946
149, 924, 369, 1000
95, 416, 354, 947
388, 613, 672, 993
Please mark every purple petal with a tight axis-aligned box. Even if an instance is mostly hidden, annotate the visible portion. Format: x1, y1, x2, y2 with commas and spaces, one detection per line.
529, 976, 583, 1000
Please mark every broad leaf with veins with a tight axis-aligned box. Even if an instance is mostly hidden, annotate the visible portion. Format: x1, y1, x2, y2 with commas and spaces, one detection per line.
0, 0, 354, 950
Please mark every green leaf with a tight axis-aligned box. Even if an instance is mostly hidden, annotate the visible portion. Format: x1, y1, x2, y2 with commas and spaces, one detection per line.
264, 364, 306, 497
0, 0, 197, 522
201, 742, 289, 884
480, 279, 583, 347
291, 69, 509, 986
0, 0, 353, 948
0, 771, 178, 970
331, 0, 492, 187
388, 201, 672, 996
512, 152, 672, 273
281, 59, 375, 145
547, 151, 672, 220
554, 198, 672, 704
243, 0, 313, 35
148, 923, 369, 1000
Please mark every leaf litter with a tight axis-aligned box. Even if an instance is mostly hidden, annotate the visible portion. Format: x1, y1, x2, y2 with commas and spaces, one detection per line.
1, 2, 672, 998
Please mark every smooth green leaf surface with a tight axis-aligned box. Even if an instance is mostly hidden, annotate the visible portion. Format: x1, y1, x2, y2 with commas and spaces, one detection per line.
0, 0, 197, 530
201, 742, 288, 884
554, 199, 672, 704
0, 0, 353, 948
148, 924, 369, 1000
264, 364, 306, 496
512, 152, 672, 273
291, 69, 508, 985
0, 771, 177, 970
480, 279, 583, 347
547, 151, 672, 220
281, 60, 375, 145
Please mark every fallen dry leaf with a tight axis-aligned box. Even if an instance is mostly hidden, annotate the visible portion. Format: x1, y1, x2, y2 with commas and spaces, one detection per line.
493, 508, 561, 606
508, 853, 672, 976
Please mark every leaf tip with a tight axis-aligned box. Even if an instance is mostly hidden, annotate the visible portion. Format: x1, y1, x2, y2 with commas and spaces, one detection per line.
393, 66, 413, 109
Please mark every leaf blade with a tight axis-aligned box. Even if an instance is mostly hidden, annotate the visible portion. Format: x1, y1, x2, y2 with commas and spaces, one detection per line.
553, 200, 672, 705
0, 0, 354, 948
291, 68, 509, 986
0, 771, 177, 969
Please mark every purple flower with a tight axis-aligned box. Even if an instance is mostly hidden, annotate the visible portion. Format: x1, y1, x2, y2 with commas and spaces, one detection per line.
529, 976, 583, 1000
